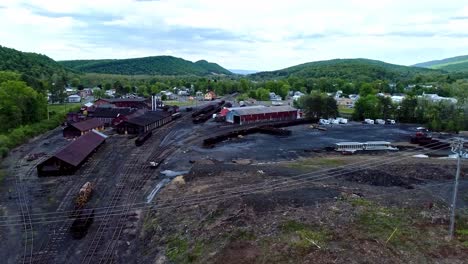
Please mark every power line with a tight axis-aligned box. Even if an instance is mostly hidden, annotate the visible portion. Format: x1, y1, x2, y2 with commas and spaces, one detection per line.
0, 139, 447, 223
448, 137, 466, 240
0, 143, 452, 227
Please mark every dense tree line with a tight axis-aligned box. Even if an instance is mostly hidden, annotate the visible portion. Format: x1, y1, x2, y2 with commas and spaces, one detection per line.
0, 71, 47, 133
59, 56, 232, 76
353, 94, 467, 132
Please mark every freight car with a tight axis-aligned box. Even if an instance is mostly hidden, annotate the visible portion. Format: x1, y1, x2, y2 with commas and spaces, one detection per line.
75, 182, 93, 210
135, 131, 152, 146
171, 112, 181, 120
191, 104, 216, 118
70, 210, 95, 239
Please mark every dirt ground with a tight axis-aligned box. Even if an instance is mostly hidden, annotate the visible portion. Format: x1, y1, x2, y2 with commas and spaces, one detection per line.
139, 154, 468, 264
0, 116, 467, 263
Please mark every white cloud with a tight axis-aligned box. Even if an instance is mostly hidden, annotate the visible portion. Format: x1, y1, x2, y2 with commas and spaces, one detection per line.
0, 0, 468, 70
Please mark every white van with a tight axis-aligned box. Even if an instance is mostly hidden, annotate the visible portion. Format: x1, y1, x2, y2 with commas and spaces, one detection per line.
376, 119, 385, 125
364, 119, 375, 124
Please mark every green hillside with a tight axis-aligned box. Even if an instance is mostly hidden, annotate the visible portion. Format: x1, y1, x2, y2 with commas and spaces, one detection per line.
413, 55, 468, 72
60, 56, 232, 76
250, 58, 443, 82
0, 45, 69, 79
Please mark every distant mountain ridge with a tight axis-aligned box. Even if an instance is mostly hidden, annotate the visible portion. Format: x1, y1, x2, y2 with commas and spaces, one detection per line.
59, 56, 232, 76
249, 58, 443, 81
413, 55, 468, 72
229, 69, 259, 75
0, 45, 68, 79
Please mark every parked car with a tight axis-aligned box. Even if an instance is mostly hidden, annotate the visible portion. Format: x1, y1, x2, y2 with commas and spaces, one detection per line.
337, 118, 348, 124
329, 118, 340, 124
319, 119, 330, 125
386, 119, 396, 124
376, 119, 385, 125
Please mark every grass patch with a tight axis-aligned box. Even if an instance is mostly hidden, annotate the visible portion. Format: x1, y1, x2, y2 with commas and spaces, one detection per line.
48, 103, 81, 113
456, 215, 468, 247
163, 100, 196, 107
166, 235, 205, 263
142, 215, 159, 235
357, 205, 413, 247
338, 105, 354, 115
286, 157, 346, 170
280, 220, 329, 252
350, 197, 374, 207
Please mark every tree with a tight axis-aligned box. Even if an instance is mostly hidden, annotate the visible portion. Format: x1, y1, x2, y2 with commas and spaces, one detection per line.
297, 92, 336, 120
359, 83, 376, 96
353, 95, 379, 120
0, 80, 47, 132
104, 83, 112, 90
255, 88, 270, 101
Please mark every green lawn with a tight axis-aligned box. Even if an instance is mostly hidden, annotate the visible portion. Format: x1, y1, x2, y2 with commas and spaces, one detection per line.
338, 106, 354, 115
163, 100, 196, 107
48, 103, 81, 114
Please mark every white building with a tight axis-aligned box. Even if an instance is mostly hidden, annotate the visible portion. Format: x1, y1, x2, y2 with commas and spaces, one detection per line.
391, 95, 405, 104
421, 93, 458, 104
68, 94, 81, 103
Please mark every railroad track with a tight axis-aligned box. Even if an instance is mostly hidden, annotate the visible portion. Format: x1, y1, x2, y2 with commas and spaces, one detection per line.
81, 130, 163, 263
14, 156, 49, 264
31, 141, 121, 264
93, 117, 191, 263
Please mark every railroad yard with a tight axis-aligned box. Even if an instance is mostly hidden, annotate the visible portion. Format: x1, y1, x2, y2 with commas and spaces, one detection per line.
0, 99, 467, 264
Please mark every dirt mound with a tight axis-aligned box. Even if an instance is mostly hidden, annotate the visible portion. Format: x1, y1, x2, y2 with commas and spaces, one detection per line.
243, 187, 340, 213
340, 169, 423, 188
213, 241, 261, 264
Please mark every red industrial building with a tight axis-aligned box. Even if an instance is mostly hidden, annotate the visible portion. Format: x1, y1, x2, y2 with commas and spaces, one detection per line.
225, 106, 298, 125
63, 118, 105, 138
87, 107, 139, 126
116, 111, 172, 134
37, 130, 107, 176
94, 98, 149, 109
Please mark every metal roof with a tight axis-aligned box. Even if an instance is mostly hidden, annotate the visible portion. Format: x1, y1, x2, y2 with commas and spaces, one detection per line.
335, 142, 364, 145
90, 107, 136, 118
125, 111, 171, 127
54, 130, 107, 167
70, 118, 105, 132
230, 106, 297, 116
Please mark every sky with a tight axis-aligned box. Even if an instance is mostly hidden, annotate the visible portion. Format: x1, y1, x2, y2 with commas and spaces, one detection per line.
1, 0, 468, 71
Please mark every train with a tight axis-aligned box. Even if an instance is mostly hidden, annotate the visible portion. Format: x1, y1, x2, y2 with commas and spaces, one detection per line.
70, 210, 95, 239
192, 100, 226, 124
135, 131, 152, 146
75, 182, 93, 210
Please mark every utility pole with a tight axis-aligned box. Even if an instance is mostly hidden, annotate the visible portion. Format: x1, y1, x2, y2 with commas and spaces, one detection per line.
448, 137, 466, 240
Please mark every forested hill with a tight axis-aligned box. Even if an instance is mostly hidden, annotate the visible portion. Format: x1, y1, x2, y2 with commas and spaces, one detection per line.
59, 56, 232, 76
0, 45, 69, 80
249, 58, 445, 82
413, 55, 468, 72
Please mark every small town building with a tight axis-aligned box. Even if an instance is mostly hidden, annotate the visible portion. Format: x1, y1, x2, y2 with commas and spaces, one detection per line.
337, 98, 354, 107
204, 91, 216, 101
37, 130, 107, 176
116, 111, 172, 134
68, 94, 81, 103
225, 105, 298, 125
88, 107, 138, 126
63, 118, 105, 138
